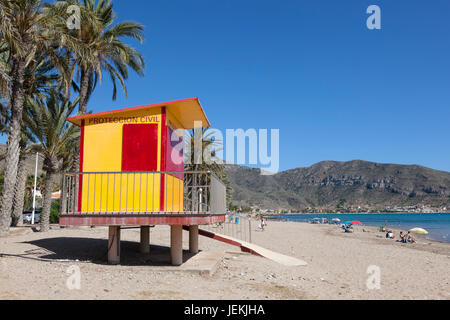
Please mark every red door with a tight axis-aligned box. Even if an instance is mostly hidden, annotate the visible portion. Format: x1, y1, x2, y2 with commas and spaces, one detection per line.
122, 124, 158, 171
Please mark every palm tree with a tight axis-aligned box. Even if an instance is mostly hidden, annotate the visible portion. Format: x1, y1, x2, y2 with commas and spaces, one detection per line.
0, 42, 10, 98
48, 0, 145, 114
10, 136, 38, 226
0, 45, 62, 227
23, 89, 80, 232
184, 128, 232, 205
0, 0, 73, 236
13, 51, 62, 226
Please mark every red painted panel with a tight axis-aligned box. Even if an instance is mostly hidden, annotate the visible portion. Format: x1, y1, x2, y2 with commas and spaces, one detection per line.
160, 108, 167, 211
122, 124, 158, 171
77, 120, 85, 212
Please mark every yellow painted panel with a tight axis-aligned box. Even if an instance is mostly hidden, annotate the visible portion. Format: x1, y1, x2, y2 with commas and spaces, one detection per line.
83, 124, 122, 172
81, 173, 161, 213
164, 174, 184, 213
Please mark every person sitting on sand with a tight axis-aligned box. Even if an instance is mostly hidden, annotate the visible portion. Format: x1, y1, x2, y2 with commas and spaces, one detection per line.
344, 225, 353, 233
386, 230, 395, 239
399, 231, 406, 243
406, 231, 416, 243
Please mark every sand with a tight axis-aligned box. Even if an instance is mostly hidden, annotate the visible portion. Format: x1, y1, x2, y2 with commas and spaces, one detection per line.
0, 221, 449, 300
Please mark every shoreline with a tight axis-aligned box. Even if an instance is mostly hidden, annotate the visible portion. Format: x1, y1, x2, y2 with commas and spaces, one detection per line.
268, 218, 450, 245
263, 213, 450, 244
262, 220, 450, 257
262, 219, 450, 253
265, 212, 450, 215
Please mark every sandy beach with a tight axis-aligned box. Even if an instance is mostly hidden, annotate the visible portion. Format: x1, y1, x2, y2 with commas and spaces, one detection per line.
0, 221, 449, 300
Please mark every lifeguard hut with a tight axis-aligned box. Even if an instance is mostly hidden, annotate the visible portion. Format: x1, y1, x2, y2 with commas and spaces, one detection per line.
60, 98, 226, 265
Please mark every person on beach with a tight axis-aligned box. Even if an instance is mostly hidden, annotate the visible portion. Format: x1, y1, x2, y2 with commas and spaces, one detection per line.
344, 225, 353, 233
386, 230, 395, 239
400, 231, 406, 243
259, 217, 266, 231
406, 231, 416, 243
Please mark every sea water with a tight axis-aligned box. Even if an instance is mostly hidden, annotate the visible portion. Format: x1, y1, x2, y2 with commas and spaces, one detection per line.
273, 213, 450, 243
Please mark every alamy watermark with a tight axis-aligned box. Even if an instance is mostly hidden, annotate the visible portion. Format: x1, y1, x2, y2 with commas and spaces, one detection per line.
366, 5, 381, 30
66, 5, 81, 30
66, 265, 81, 290
366, 265, 381, 290
172, 121, 280, 175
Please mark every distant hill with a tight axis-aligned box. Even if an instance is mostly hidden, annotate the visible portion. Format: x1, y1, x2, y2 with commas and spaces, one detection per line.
0, 145, 44, 176
224, 160, 450, 211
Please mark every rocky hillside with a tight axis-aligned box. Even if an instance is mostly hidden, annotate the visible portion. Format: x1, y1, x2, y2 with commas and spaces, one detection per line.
0, 145, 44, 176
224, 160, 450, 211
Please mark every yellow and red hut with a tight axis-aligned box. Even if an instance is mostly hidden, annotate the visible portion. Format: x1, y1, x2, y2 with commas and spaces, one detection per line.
60, 98, 226, 265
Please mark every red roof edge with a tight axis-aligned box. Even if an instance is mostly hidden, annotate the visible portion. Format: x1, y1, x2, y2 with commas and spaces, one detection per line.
67, 97, 200, 123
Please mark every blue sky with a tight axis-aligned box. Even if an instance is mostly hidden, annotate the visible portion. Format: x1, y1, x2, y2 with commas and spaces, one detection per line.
6, 0, 450, 172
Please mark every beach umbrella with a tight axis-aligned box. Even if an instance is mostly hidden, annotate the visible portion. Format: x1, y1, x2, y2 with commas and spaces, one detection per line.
344, 221, 352, 224
350, 221, 363, 225
331, 218, 341, 222
409, 227, 428, 235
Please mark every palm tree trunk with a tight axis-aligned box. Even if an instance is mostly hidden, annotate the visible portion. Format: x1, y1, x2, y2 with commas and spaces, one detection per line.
78, 67, 91, 114
72, 67, 90, 184
11, 155, 27, 227
0, 57, 26, 236
60, 175, 67, 216
40, 170, 54, 233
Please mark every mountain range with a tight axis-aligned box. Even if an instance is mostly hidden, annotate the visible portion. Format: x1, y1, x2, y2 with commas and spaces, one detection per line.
224, 160, 450, 211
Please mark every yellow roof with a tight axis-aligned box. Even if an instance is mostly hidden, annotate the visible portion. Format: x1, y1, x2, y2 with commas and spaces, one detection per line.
67, 97, 211, 129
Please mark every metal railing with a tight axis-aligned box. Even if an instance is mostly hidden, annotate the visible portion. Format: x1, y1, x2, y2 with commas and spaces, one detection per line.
61, 171, 226, 215
202, 214, 253, 243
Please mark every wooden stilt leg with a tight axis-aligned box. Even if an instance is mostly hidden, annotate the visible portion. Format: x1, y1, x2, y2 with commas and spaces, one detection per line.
170, 225, 183, 266
140, 226, 150, 254
189, 225, 199, 254
108, 226, 121, 264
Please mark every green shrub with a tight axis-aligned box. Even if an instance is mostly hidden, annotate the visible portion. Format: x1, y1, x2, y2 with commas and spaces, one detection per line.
50, 201, 60, 224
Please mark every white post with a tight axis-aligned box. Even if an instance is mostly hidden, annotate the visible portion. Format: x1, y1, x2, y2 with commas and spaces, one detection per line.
199, 188, 203, 212
31, 152, 39, 225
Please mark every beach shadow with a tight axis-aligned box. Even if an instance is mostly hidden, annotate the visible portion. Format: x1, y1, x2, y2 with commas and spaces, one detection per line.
10, 237, 198, 266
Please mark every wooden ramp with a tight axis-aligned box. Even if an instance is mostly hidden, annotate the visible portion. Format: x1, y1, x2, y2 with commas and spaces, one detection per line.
185, 227, 307, 267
